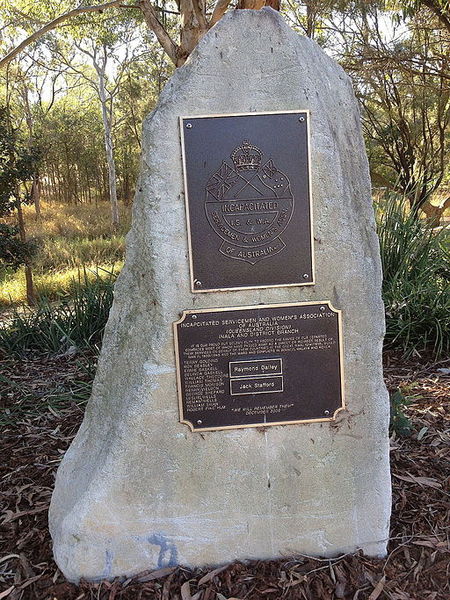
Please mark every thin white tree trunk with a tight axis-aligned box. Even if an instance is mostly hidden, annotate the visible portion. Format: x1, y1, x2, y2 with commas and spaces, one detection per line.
97, 58, 120, 228
32, 174, 41, 217
21, 84, 42, 218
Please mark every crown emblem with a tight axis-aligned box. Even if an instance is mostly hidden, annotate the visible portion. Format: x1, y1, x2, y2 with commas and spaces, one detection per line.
231, 140, 262, 171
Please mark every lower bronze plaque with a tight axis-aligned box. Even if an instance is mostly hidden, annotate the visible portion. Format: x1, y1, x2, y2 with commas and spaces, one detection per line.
173, 302, 344, 432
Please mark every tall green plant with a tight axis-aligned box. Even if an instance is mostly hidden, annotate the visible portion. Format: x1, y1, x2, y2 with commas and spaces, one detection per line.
0, 267, 116, 356
377, 194, 449, 357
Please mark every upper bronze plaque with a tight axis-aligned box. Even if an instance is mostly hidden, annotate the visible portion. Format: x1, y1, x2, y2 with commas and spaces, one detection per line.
180, 111, 313, 292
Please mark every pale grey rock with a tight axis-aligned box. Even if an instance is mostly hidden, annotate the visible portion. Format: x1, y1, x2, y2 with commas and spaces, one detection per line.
49, 8, 391, 582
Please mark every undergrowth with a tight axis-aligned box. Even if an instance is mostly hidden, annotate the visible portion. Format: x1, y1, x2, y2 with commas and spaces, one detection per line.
0, 260, 122, 306
0, 268, 117, 356
377, 195, 450, 358
389, 388, 413, 436
0, 200, 129, 306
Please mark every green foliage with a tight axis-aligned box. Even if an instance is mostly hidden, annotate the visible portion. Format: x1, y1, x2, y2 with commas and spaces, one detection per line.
0, 200, 128, 306
0, 106, 39, 268
0, 107, 36, 209
0, 223, 35, 268
390, 388, 413, 436
0, 267, 116, 356
0, 261, 122, 306
377, 193, 450, 357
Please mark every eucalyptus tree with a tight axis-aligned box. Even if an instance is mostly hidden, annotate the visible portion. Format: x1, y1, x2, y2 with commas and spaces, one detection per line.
334, 3, 450, 214
394, 0, 450, 33
0, 0, 280, 71
113, 50, 172, 203
1, 2, 181, 226
0, 23, 77, 216
284, 1, 449, 215
35, 92, 107, 205
54, 24, 145, 227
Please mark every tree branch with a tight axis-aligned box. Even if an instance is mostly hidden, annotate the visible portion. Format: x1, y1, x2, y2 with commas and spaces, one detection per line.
191, 0, 208, 30
421, 0, 450, 34
0, 0, 125, 69
209, 0, 231, 27
139, 0, 179, 65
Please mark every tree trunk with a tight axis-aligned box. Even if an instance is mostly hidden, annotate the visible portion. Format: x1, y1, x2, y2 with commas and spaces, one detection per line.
237, 0, 265, 8
237, 0, 279, 10
32, 173, 41, 217
21, 84, 42, 218
16, 197, 36, 306
0, 0, 282, 72
177, 0, 208, 66
97, 59, 120, 227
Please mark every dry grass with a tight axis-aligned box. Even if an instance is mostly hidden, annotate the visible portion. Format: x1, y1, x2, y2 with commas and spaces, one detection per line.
22, 201, 131, 241
0, 201, 130, 307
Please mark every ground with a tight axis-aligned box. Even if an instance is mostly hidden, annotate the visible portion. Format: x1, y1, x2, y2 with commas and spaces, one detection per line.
0, 353, 449, 600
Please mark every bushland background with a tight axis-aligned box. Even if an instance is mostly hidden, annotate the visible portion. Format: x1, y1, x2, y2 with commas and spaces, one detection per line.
0, 1, 449, 599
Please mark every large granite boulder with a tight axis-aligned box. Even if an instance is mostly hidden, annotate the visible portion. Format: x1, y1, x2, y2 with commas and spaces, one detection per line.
49, 8, 391, 582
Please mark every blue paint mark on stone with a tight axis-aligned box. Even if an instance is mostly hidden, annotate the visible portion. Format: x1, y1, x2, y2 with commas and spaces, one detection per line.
147, 533, 178, 568
102, 549, 113, 579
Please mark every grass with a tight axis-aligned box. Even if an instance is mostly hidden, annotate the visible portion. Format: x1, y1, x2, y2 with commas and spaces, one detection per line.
377, 194, 450, 358
0, 200, 130, 307
0, 261, 122, 306
0, 268, 117, 356
24, 201, 131, 241
1, 194, 448, 360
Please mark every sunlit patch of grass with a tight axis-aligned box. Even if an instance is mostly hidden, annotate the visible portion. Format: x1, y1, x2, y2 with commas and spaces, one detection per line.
0, 262, 122, 307
23, 201, 131, 240
35, 236, 125, 272
21, 201, 130, 273
0, 200, 130, 307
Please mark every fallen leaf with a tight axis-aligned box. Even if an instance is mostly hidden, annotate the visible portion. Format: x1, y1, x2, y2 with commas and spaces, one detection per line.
392, 473, 442, 489
417, 427, 428, 441
198, 565, 228, 585
0, 587, 15, 599
0, 555, 20, 564
181, 581, 192, 600
368, 575, 386, 600
18, 574, 42, 590
1, 505, 49, 524
136, 566, 176, 582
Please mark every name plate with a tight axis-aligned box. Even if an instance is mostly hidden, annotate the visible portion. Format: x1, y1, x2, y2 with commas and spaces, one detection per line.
173, 302, 344, 432
180, 111, 313, 292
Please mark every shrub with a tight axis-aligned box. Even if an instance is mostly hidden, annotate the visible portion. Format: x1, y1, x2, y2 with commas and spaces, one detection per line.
0, 261, 122, 306
389, 389, 412, 437
377, 194, 450, 358
0, 267, 116, 356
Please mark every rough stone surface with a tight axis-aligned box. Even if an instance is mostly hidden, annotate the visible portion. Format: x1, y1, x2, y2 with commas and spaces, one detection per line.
49, 8, 391, 582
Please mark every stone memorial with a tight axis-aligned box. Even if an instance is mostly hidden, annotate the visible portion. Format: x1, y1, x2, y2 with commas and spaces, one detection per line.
50, 8, 391, 582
